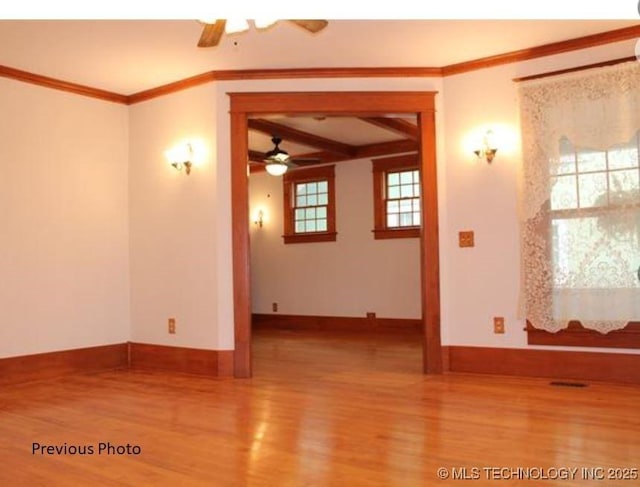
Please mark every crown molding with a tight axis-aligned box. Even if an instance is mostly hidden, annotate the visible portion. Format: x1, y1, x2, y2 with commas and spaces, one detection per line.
126, 67, 443, 104
0, 64, 128, 104
513, 55, 637, 82
1, 25, 638, 104
442, 24, 640, 77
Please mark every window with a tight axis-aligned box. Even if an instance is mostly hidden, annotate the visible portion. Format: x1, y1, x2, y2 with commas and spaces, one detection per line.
551, 134, 640, 294
372, 154, 420, 239
530, 132, 640, 347
282, 165, 336, 244
519, 61, 640, 347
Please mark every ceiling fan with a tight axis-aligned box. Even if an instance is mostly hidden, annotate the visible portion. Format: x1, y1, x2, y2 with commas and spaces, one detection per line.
198, 20, 328, 48
259, 136, 322, 176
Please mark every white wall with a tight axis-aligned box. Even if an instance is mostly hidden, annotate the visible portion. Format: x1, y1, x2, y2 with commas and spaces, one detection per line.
441, 39, 640, 353
128, 84, 222, 349
211, 45, 639, 353
249, 158, 421, 319
4, 37, 636, 359
0, 79, 130, 357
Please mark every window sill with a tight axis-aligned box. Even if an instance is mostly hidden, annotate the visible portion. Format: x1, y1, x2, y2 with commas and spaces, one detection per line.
373, 228, 420, 240
526, 320, 640, 349
283, 232, 337, 244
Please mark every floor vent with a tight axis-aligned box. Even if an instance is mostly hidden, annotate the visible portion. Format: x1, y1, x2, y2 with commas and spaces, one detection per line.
550, 381, 587, 388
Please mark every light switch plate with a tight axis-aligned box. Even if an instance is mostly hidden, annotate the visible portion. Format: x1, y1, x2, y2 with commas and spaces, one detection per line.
459, 231, 475, 248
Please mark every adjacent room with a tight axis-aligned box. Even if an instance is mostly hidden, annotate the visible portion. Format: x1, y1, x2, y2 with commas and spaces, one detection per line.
1, 16, 639, 486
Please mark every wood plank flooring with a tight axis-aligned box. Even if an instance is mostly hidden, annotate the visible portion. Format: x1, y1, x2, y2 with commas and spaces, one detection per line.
1, 329, 639, 486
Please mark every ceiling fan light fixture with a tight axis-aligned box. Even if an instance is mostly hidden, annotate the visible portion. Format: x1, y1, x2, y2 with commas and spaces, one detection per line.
225, 19, 250, 35
265, 161, 288, 176
264, 136, 290, 161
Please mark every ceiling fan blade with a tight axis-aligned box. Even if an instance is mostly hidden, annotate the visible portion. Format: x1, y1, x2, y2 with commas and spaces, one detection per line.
198, 20, 226, 47
287, 20, 328, 33
287, 161, 316, 170
289, 158, 322, 167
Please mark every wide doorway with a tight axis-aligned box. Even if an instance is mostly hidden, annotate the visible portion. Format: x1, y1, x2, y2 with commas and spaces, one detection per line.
229, 91, 441, 377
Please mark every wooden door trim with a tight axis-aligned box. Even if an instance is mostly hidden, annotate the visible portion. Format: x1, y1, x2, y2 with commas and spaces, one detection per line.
229, 91, 441, 377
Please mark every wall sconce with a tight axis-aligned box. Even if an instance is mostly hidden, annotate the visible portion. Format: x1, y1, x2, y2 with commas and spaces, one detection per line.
165, 142, 194, 175
254, 210, 264, 228
474, 130, 498, 163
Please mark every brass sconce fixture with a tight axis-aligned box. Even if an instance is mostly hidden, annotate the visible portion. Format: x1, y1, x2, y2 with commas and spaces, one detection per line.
166, 142, 194, 175
474, 130, 498, 163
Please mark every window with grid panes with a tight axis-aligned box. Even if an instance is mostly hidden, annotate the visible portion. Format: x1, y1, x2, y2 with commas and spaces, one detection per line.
528, 131, 640, 348
518, 62, 640, 349
550, 132, 640, 289
294, 181, 329, 233
372, 154, 420, 239
386, 169, 421, 228
283, 165, 336, 244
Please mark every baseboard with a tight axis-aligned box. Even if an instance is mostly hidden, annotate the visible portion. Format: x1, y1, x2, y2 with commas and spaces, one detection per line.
0, 343, 128, 385
128, 343, 234, 377
252, 313, 422, 333
446, 346, 640, 384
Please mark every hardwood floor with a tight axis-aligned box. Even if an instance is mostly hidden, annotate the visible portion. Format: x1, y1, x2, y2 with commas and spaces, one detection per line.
1, 329, 639, 486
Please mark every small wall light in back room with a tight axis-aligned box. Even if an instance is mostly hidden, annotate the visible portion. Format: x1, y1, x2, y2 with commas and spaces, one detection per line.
474, 129, 498, 163
165, 142, 194, 175
254, 209, 265, 228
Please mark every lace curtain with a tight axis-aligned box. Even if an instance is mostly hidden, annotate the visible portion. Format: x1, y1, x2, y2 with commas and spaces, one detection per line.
518, 61, 640, 334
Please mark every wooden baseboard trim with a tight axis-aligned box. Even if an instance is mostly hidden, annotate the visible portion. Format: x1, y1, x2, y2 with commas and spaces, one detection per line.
0, 343, 128, 385
128, 343, 234, 377
446, 346, 640, 384
252, 313, 422, 333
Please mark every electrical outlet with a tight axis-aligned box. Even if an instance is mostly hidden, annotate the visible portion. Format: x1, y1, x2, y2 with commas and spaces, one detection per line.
272, 302, 278, 312
366, 312, 376, 319
493, 317, 505, 334
168, 318, 176, 334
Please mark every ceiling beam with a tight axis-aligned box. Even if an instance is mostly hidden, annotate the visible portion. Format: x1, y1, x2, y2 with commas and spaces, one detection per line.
248, 118, 357, 157
355, 139, 419, 158
359, 117, 419, 141
288, 151, 352, 164
248, 138, 419, 170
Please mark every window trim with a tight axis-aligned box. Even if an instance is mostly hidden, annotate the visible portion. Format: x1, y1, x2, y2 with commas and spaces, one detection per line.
372, 153, 420, 240
526, 321, 640, 349
282, 164, 336, 244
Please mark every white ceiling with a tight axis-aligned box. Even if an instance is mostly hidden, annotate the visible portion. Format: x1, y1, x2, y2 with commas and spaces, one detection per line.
0, 19, 638, 94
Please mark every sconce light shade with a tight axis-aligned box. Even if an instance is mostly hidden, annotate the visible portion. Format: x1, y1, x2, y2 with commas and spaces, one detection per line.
166, 142, 194, 175
474, 147, 498, 163
474, 130, 498, 163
